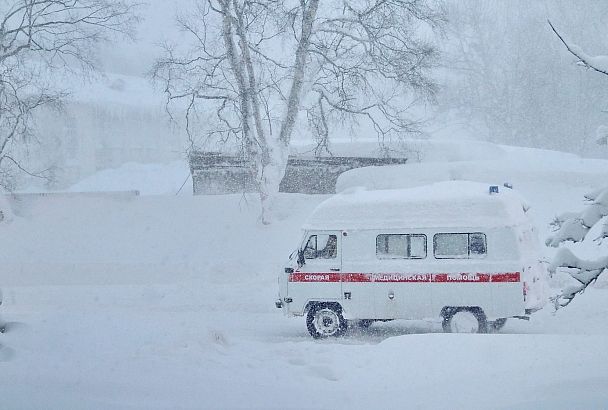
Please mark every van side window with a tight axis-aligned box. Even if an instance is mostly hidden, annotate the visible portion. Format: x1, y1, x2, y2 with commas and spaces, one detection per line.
469, 233, 487, 255
304, 234, 337, 259
376, 234, 427, 259
433, 233, 487, 259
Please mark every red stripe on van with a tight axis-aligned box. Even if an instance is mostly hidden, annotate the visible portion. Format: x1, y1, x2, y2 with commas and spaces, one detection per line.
289, 273, 341, 282
289, 272, 520, 283
489, 272, 520, 282
432, 273, 490, 282
342, 273, 372, 282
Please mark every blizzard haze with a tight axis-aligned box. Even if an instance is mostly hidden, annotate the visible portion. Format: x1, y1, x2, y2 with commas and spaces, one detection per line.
1, 0, 608, 409
9, 0, 608, 190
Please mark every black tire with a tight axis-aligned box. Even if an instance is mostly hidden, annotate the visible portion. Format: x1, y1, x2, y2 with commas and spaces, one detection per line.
490, 318, 507, 332
442, 307, 488, 334
306, 303, 347, 339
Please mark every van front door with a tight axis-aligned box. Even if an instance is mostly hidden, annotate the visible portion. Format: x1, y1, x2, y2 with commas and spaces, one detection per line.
288, 232, 343, 312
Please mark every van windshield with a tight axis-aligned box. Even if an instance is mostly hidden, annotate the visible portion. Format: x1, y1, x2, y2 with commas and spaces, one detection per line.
304, 234, 337, 259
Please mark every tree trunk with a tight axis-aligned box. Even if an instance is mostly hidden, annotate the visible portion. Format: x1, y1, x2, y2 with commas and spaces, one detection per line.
260, 0, 319, 223
219, 0, 274, 223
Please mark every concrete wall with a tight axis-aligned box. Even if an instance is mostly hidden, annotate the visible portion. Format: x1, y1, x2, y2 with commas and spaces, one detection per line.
190, 152, 407, 195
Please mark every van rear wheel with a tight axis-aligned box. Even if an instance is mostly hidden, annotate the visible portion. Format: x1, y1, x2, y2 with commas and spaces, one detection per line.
442, 308, 488, 334
306, 303, 346, 339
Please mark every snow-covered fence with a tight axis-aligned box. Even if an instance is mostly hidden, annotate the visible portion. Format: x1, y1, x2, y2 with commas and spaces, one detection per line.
189, 152, 408, 195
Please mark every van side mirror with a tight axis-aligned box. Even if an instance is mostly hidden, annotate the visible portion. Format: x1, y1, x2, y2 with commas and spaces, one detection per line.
297, 249, 305, 267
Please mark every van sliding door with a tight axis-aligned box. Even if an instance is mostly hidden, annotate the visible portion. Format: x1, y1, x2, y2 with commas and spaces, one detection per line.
373, 233, 433, 320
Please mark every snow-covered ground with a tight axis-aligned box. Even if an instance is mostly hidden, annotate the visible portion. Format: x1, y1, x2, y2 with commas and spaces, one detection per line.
1, 142, 608, 409
68, 160, 191, 196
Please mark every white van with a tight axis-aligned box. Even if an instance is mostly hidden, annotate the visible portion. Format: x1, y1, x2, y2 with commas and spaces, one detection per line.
276, 181, 547, 338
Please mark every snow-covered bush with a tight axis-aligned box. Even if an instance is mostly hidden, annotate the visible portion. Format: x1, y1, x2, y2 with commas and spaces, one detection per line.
546, 186, 608, 309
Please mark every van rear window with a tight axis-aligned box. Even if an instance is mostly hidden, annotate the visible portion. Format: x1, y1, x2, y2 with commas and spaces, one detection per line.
376, 234, 427, 259
433, 233, 487, 259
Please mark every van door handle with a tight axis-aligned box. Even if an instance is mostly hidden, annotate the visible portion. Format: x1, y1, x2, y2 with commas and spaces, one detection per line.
330, 268, 340, 272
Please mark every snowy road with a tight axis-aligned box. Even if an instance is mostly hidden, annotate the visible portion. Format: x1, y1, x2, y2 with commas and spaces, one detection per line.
2, 280, 608, 409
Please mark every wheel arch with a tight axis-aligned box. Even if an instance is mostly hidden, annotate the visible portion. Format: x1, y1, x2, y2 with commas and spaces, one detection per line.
304, 300, 344, 316
440, 305, 485, 319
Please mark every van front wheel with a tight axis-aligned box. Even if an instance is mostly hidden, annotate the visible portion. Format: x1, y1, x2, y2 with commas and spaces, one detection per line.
306, 303, 347, 339
442, 308, 488, 334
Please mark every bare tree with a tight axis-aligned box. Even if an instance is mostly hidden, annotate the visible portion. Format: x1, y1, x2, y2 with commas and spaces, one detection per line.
0, 0, 139, 190
153, 0, 444, 223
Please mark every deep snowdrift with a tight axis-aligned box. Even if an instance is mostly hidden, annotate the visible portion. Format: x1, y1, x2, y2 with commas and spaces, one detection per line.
68, 161, 191, 196
1, 144, 608, 409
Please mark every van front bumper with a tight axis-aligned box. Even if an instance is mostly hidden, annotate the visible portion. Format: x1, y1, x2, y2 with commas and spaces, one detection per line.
275, 296, 293, 308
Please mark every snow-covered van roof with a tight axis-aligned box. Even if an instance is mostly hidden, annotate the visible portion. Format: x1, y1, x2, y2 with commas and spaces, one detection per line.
303, 181, 530, 231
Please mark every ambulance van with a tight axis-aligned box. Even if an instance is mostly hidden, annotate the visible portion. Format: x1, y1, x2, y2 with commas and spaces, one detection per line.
276, 181, 547, 338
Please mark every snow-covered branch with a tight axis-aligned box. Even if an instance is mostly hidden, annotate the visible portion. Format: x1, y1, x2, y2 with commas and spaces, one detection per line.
0, 0, 138, 69
547, 187, 608, 247
548, 19, 608, 77
547, 186, 608, 310
548, 247, 608, 309
305, 0, 440, 146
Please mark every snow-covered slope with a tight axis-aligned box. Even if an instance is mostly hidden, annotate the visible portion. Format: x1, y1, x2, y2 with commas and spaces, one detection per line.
68, 160, 191, 195
1, 144, 608, 409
